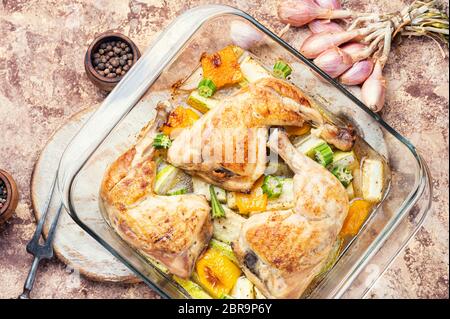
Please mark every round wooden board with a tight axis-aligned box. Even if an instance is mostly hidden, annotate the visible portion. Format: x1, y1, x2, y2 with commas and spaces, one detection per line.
31, 106, 139, 283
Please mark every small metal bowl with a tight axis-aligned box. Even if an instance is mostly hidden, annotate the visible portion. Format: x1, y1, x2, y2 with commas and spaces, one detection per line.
84, 31, 141, 92
0, 169, 19, 225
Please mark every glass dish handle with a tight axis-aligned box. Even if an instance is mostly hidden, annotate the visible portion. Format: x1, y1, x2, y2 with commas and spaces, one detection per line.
56, 5, 246, 208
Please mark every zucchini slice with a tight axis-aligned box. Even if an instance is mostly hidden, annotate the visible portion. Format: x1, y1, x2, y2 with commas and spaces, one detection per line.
209, 239, 239, 264
154, 164, 181, 195
213, 206, 246, 244
361, 158, 384, 202
266, 178, 295, 211
187, 90, 220, 113
173, 276, 212, 299
230, 276, 255, 299
295, 135, 327, 158
328, 150, 357, 170
240, 56, 272, 83
192, 177, 227, 203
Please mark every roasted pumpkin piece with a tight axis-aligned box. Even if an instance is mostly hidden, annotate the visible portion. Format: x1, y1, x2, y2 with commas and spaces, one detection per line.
234, 177, 268, 215
195, 247, 241, 298
161, 106, 199, 136
340, 199, 373, 237
285, 123, 311, 136
201, 45, 244, 88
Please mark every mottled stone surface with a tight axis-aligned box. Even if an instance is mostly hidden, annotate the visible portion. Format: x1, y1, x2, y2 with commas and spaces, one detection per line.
0, 0, 448, 299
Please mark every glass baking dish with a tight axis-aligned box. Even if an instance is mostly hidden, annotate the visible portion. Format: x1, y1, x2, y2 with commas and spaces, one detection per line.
55, 5, 432, 298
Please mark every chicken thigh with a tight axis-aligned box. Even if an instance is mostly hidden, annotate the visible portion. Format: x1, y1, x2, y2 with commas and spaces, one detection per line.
167, 77, 355, 193
100, 102, 213, 278
232, 129, 349, 298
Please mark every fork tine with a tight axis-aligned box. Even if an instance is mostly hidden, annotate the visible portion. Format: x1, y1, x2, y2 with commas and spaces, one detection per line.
20, 176, 62, 299
45, 204, 63, 245
26, 176, 57, 253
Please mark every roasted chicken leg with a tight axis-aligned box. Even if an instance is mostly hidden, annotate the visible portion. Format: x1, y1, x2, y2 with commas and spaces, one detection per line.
232, 130, 349, 298
100, 102, 213, 278
167, 77, 355, 193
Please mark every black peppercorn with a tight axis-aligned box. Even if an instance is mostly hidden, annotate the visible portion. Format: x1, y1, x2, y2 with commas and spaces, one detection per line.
0, 179, 7, 210
111, 58, 119, 67
91, 38, 136, 79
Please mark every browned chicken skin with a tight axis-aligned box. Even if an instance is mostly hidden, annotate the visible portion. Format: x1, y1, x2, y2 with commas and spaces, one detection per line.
100, 102, 213, 278
232, 130, 349, 298
167, 78, 355, 193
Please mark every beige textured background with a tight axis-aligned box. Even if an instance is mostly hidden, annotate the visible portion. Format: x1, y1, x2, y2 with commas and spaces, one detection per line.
0, 0, 448, 298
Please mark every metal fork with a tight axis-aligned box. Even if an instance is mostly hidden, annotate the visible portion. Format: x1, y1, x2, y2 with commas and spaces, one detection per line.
18, 177, 63, 299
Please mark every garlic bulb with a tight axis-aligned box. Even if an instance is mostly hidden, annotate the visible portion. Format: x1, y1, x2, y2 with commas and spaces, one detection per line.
314, 0, 342, 9
361, 60, 386, 112
230, 20, 264, 49
339, 59, 374, 85
313, 46, 353, 78
277, 0, 353, 27
308, 19, 344, 33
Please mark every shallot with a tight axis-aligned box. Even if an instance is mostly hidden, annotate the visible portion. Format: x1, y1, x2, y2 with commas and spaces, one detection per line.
314, 0, 342, 10
313, 46, 353, 78
230, 20, 264, 49
277, 0, 448, 112
300, 27, 375, 58
277, 0, 354, 27
308, 19, 344, 34
340, 42, 367, 56
339, 59, 374, 85
361, 60, 386, 112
